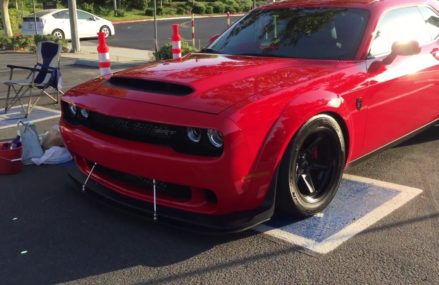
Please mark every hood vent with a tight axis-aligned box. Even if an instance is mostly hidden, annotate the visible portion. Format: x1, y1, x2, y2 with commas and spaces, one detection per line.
109, 76, 194, 96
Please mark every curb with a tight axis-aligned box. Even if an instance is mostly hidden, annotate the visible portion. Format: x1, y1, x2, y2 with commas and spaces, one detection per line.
112, 13, 245, 25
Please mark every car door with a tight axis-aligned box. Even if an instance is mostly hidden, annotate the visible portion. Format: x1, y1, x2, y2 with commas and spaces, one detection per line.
362, 5, 439, 155
77, 10, 97, 38
51, 10, 71, 39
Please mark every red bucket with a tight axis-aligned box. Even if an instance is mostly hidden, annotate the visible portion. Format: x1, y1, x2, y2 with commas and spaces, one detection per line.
0, 143, 23, 175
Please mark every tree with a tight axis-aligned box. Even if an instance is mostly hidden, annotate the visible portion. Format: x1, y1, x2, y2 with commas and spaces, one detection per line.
1, 0, 13, 37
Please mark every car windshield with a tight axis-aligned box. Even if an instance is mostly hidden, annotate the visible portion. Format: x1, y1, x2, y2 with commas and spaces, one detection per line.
208, 7, 369, 60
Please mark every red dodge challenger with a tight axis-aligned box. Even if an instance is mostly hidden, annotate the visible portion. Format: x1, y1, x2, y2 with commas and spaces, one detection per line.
61, 0, 439, 231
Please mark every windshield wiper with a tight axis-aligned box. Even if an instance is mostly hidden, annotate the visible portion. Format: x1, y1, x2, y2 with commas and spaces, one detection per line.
235, 53, 280, 58
200, 48, 222, 54
235, 53, 263, 56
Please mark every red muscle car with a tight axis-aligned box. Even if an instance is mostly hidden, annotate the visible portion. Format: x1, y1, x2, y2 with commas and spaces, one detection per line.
61, 0, 439, 232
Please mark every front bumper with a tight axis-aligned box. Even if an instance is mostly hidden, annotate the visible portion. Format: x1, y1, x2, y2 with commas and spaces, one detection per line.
60, 92, 279, 230
68, 163, 276, 233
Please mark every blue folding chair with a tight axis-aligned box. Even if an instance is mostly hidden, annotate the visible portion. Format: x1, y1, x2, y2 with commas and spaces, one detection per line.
3, 41, 63, 118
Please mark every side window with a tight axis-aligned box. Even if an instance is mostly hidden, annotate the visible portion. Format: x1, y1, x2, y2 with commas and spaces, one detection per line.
418, 6, 439, 40
77, 11, 93, 20
369, 7, 430, 57
52, 11, 69, 19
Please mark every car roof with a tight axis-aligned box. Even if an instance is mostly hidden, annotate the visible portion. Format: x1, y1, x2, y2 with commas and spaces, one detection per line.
26, 8, 95, 18
25, 9, 58, 18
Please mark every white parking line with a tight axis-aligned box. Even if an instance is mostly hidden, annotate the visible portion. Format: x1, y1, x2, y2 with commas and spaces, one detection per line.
255, 174, 423, 254
0, 105, 60, 130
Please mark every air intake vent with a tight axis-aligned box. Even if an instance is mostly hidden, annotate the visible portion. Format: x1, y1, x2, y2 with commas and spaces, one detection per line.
109, 76, 194, 96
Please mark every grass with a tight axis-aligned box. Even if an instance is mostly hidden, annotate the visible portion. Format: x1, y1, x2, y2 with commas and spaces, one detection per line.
104, 9, 228, 22
105, 9, 151, 21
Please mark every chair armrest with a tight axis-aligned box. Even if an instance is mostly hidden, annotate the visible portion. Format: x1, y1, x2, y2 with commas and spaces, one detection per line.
6, 65, 42, 72
7, 64, 55, 74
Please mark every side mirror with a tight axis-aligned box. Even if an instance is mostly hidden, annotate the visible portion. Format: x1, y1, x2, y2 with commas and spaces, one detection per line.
382, 40, 421, 65
208, 34, 220, 45
391, 40, 421, 56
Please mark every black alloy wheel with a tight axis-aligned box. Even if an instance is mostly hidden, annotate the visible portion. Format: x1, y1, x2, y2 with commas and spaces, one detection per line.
52, 29, 65, 40
99, 25, 111, 38
277, 114, 346, 217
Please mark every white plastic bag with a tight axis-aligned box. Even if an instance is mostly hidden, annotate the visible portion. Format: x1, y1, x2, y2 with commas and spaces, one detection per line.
18, 121, 44, 165
40, 124, 64, 150
31, 146, 72, 165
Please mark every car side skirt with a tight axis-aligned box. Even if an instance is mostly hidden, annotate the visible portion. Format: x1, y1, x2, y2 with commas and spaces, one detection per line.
347, 119, 438, 168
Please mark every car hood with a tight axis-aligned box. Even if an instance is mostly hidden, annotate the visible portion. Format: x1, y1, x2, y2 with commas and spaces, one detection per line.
82, 54, 343, 114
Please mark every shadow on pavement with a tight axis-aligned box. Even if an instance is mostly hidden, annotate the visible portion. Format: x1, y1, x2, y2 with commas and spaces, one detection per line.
395, 124, 439, 148
0, 164, 257, 284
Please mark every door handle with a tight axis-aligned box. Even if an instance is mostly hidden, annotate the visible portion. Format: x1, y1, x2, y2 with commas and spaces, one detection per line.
430, 48, 439, 59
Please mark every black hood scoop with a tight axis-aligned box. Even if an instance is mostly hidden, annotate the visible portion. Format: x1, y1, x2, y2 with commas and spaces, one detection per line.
109, 76, 194, 96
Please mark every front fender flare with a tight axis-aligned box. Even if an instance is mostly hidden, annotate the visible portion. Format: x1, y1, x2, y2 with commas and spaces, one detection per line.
244, 90, 352, 202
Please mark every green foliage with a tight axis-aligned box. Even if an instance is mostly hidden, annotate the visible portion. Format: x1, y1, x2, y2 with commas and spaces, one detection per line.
240, 0, 253, 11
212, 2, 226, 13
156, 7, 177, 16
0, 34, 33, 50
175, 2, 191, 15
154, 41, 198, 60
0, 34, 68, 52
114, 9, 126, 17
6, 8, 27, 33
205, 5, 214, 14
224, 0, 241, 14
129, 0, 148, 10
0, 37, 13, 50
33, 34, 69, 53
192, 2, 206, 14
176, 6, 189, 15
145, 8, 154, 16
80, 2, 95, 13
93, 5, 112, 17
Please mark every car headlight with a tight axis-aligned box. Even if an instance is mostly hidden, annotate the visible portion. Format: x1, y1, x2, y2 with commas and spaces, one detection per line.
207, 129, 224, 148
79, 108, 89, 119
68, 104, 77, 116
187, 128, 201, 143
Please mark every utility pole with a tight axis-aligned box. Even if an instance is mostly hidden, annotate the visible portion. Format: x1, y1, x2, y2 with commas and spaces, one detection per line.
32, 0, 37, 35
68, 0, 80, 52
153, 0, 158, 52
113, 0, 117, 11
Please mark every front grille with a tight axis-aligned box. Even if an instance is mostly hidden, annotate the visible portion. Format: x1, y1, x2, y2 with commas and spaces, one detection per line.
62, 102, 182, 146
87, 112, 181, 146
95, 164, 192, 201
62, 102, 223, 157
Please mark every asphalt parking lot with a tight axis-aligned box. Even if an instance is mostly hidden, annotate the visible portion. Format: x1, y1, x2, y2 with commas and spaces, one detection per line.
0, 122, 438, 285
0, 52, 438, 284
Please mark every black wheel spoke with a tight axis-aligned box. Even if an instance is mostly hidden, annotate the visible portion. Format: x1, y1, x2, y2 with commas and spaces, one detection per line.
305, 133, 323, 153
310, 162, 329, 170
300, 172, 316, 194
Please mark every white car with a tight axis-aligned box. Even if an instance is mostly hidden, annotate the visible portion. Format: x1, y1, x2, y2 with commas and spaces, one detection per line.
21, 9, 115, 40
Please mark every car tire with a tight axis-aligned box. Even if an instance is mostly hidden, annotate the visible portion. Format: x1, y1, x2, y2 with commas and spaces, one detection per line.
52, 29, 65, 40
277, 114, 346, 217
99, 25, 111, 38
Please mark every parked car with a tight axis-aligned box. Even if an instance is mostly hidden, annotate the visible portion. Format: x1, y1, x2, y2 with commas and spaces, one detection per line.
61, 0, 439, 232
21, 9, 115, 40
